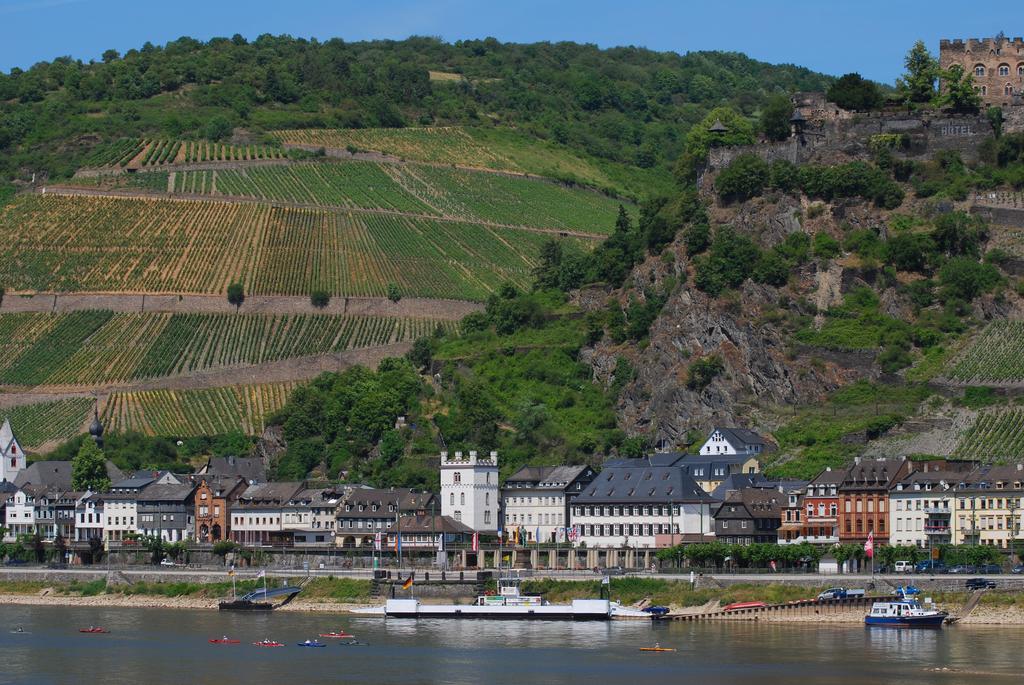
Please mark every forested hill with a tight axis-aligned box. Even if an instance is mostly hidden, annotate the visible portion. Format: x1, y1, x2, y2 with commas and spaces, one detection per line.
0, 35, 833, 194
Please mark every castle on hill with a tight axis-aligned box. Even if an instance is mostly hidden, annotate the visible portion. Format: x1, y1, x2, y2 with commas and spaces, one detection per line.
940, 35, 1024, 107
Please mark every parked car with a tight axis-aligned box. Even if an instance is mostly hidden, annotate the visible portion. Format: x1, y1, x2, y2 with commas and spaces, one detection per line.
965, 577, 997, 590
817, 588, 866, 601
3, 559, 27, 566
948, 565, 976, 574
642, 606, 670, 617
915, 560, 947, 574
894, 560, 914, 573
159, 558, 176, 567
978, 563, 1002, 574
1012, 564, 1024, 575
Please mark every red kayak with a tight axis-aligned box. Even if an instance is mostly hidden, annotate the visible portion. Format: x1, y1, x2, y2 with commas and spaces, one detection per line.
209, 638, 241, 644
79, 627, 109, 634
318, 632, 355, 639
253, 640, 284, 647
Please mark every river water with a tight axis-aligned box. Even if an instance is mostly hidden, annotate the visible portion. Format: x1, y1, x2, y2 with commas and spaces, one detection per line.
0, 606, 1021, 684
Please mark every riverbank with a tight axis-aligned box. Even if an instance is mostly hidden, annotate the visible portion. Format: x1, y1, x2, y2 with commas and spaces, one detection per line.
3, 578, 1024, 624
0, 592, 377, 612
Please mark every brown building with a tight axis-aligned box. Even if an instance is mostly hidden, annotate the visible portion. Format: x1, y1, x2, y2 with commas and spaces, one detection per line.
940, 36, 1024, 106
335, 488, 438, 547
713, 487, 782, 545
194, 475, 247, 542
838, 457, 913, 546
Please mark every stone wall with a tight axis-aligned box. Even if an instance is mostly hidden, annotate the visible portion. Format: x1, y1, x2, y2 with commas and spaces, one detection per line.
828, 112, 994, 164
708, 109, 1000, 171
971, 205, 1024, 228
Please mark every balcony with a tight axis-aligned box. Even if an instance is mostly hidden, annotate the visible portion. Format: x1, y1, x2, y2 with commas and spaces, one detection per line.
806, 515, 837, 524
922, 507, 951, 515
924, 525, 951, 535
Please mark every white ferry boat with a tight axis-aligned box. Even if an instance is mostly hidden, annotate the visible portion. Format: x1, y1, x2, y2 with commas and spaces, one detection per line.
354, 574, 650, 621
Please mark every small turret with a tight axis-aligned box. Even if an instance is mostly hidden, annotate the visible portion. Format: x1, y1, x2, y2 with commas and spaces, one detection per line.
89, 404, 104, 449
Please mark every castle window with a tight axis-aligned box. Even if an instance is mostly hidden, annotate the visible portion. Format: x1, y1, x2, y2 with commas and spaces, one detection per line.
1018, 64, 1024, 77
453, 472, 461, 484
999, 64, 1010, 77
975, 65, 986, 77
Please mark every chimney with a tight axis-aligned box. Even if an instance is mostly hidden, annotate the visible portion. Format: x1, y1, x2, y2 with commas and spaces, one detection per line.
455, 451, 463, 459
469, 450, 478, 459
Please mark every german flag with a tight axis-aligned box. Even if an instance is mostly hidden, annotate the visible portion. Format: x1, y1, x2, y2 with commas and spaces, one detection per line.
402, 572, 415, 590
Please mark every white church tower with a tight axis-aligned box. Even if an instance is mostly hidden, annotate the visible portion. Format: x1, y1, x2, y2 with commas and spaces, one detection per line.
0, 418, 26, 483
440, 450, 498, 533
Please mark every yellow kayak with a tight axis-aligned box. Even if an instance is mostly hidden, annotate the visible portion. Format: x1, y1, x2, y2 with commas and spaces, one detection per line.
640, 647, 676, 653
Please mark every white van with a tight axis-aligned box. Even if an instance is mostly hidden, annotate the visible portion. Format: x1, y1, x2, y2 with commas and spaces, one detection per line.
894, 560, 913, 573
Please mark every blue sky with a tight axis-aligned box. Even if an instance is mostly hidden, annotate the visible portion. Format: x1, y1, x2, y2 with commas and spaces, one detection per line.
0, 0, 1016, 83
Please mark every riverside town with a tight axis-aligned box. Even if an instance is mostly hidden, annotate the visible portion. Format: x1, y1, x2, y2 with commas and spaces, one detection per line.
3, 7, 1024, 683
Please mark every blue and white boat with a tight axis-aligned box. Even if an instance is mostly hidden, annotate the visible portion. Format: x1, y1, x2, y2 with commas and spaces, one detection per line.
864, 599, 947, 627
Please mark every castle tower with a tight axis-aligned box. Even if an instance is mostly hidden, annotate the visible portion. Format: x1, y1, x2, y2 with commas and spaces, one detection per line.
0, 417, 26, 483
939, 36, 1024, 107
440, 450, 498, 533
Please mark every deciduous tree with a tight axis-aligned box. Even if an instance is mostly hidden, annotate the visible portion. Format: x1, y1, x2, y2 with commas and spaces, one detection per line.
72, 439, 110, 492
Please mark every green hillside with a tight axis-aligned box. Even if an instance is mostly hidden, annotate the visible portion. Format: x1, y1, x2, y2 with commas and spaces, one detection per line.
0, 36, 833, 197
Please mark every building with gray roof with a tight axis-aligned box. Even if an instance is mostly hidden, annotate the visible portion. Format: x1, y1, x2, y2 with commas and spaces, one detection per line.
570, 465, 715, 548
501, 464, 595, 543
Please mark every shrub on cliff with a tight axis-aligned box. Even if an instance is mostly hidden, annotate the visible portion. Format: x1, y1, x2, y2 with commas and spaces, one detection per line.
715, 154, 769, 203
686, 355, 724, 391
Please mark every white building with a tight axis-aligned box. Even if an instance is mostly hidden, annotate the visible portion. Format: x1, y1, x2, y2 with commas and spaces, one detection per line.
571, 465, 715, 548
501, 465, 595, 542
889, 470, 958, 549
284, 486, 343, 545
3, 486, 39, 540
103, 493, 138, 542
697, 427, 771, 457
74, 494, 105, 542
230, 482, 304, 546
440, 450, 498, 533
0, 418, 26, 484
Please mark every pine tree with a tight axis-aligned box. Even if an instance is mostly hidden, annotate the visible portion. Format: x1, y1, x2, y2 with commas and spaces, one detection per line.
897, 40, 939, 104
